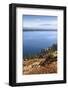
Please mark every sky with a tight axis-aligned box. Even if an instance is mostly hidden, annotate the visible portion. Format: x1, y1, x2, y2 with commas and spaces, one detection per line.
23, 15, 57, 30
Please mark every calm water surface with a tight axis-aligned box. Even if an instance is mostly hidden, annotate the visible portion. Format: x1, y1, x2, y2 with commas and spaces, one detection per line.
23, 31, 57, 57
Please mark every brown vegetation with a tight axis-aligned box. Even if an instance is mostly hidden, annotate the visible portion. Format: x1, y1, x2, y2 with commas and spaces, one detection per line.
23, 44, 57, 75
23, 52, 57, 75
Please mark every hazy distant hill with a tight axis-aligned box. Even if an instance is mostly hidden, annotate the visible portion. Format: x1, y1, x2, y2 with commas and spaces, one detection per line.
23, 28, 57, 31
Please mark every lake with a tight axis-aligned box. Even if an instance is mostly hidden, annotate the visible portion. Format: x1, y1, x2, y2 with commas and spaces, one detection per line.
23, 31, 57, 57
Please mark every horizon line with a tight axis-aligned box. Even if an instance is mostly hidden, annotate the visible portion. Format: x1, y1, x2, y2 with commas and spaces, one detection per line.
23, 29, 57, 31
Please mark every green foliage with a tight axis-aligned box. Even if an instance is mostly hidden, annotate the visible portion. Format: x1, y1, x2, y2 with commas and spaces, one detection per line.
51, 44, 57, 51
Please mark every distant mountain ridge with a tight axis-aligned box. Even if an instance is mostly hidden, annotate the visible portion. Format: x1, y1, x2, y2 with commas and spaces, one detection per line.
23, 28, 57, 31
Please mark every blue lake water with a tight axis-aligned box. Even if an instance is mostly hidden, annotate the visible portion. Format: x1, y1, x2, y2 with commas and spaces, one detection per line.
23, 31, 57, 57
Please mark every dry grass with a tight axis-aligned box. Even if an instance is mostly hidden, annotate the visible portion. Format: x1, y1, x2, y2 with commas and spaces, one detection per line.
23, 58, 57, 75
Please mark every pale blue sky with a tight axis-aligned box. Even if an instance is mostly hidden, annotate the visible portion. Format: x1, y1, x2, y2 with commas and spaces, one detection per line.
23, 15, 57, 30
